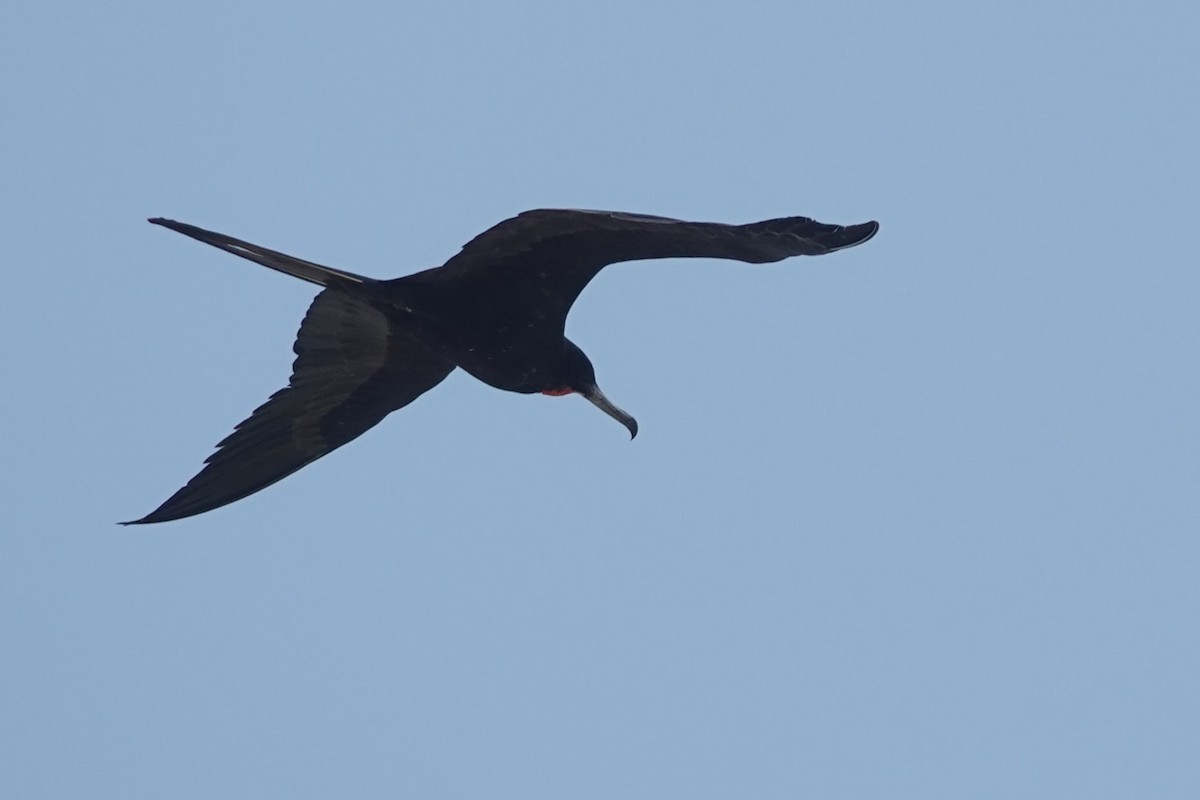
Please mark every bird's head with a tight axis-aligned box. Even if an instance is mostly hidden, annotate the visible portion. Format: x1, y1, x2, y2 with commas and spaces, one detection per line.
545, 340, 638, 439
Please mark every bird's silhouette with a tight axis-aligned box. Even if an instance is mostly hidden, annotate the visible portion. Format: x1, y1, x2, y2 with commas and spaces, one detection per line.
125, 209, 878, 524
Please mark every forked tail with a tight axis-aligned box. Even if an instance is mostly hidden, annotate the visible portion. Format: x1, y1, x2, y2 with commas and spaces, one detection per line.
148, 218, 370, 286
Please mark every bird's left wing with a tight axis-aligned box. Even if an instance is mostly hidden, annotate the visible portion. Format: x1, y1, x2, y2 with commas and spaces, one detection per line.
124, 289, 455, 524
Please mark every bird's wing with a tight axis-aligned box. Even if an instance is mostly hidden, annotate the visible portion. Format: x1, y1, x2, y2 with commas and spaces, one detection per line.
124, 289, 454, 524
430, 209, 879, 324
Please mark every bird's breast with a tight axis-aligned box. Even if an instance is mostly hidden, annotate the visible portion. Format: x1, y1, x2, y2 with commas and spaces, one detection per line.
444, 334, 562, 394
384, 278, 564, 394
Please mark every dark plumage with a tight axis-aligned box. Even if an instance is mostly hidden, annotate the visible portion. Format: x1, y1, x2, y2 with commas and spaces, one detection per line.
125, 209, 878, 524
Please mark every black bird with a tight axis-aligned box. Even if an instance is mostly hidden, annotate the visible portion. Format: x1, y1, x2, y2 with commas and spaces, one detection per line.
125, 209, 878, 524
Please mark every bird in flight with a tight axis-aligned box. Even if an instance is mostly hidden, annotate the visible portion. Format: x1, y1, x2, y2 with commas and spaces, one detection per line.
125, 209, 879, 524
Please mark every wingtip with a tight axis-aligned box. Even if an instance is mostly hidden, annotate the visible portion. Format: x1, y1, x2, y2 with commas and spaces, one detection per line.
856, 219, 881, 240
118, 502, 196, 525
833, 219, 880, 251
119, 502, 183, 525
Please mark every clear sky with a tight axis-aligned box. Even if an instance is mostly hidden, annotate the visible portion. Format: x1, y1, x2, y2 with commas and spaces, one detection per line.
3, 1, 1197, 798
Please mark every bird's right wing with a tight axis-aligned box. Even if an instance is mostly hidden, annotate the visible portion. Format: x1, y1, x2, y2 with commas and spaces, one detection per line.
428, 209, 879, 324
124, 289, 455, 524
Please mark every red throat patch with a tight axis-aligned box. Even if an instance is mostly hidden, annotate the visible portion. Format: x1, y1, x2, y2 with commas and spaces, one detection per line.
541, 387, 574, 397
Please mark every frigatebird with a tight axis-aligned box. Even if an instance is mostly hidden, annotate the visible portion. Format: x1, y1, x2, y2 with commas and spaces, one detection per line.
125, 209, 878, 524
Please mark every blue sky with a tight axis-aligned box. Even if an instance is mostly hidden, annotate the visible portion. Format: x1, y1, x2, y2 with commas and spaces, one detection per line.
3, 1, 1198, 797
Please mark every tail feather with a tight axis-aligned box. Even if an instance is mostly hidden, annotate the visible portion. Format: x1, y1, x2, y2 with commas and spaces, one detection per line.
148, 218, 369, 286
